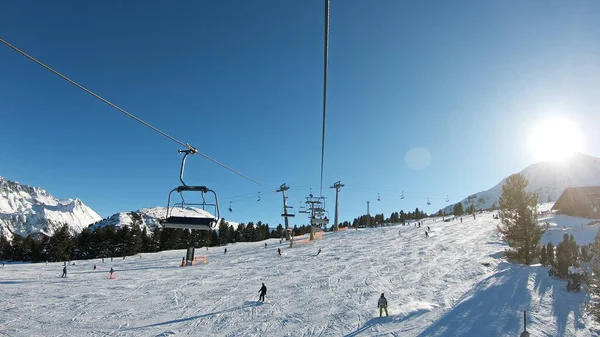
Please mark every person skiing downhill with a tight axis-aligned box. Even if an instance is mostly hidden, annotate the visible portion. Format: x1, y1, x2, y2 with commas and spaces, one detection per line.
264, 243, 267, 249
278, 248, 282, 256
109, 267, 114, 279
378, 293, 389, 317
224, 248, 227, 254
317, 248, 322, 256
61, 266, 67, 278
258, 283, 267, 302
93, 264, 97, 271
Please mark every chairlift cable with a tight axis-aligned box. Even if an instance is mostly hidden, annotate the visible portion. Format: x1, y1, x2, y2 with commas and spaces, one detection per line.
319, 0, 330, 197
0, 36, 276, 193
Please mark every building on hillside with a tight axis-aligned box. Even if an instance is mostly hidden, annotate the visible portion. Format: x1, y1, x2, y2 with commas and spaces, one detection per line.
551, 186, 600, 219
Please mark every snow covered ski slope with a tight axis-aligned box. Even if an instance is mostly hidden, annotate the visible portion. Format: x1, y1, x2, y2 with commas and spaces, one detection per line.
1, 212, 598, 336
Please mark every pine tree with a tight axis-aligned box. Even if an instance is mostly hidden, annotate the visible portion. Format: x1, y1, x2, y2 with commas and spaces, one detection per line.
570, 234, 579, 266
497, 173, 546, 265
587, 229, 600, 322
218, 219, 230, 245
453, 203, 464, 216
581, 244, 592, 262
547, 242, 555, 266
540, 244, 548, 266
556, 234, 572, 277
49, 223, 73, 262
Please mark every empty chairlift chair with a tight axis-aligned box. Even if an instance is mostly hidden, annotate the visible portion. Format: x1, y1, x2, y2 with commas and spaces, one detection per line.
159, 149, 222, 231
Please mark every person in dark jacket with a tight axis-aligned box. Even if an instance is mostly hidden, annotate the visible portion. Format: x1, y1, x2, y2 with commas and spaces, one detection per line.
278, 248, 282, 256
258, 283, 267, 302
378, 293, 389, 317
61, 266, 67, 278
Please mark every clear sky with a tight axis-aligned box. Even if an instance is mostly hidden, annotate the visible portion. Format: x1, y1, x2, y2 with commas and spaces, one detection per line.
1, 1, 600, 228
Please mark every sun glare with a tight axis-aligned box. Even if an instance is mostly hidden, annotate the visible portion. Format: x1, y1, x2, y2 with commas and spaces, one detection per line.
529, 117, 583, 162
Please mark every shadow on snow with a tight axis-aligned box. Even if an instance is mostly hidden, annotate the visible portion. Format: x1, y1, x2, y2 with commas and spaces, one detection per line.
416, 263, 588, 337
127, 301, 264, 330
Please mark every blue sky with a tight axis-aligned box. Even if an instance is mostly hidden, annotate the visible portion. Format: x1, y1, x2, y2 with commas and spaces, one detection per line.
1, 1, 600, 228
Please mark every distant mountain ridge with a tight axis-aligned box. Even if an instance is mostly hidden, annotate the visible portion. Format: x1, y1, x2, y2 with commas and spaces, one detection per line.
0, 176, 101, 239
445, 152, 600, 213
89, 206, 239, 232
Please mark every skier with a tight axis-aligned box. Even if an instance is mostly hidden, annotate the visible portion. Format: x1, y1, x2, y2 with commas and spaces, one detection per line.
93, 264, 97, 271
317, 248, 322, 256
425, 231, 429, 238
427, 226, 430, 231
123, 256, 126, 260
181, 257, 185, 267
224, 248, 227, 254
264, 243, 267, 249
278, 248, 282, 256
258, 283, 267, 302
109, 267, 114, 279
460, 217, 463, 223
61, 266, 67, 278
378, 293, 389, 317
102, 257, 104, 263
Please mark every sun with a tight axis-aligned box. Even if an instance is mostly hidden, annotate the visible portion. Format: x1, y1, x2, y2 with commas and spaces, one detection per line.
529, 117, 583, 162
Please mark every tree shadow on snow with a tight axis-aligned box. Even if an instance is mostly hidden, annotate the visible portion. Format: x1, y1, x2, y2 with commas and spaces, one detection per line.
550, 275, 589, 336
416, 263, 531, 337
128, 301, 263, 330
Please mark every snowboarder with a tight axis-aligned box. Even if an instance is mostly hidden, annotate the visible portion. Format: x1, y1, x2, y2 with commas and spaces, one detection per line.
317, 248, 322, 256
258, 283, 267, 302
61, 266, 67, 278
378, 293, 389, 317
93, 264, 97, 271
224, 248, 227, 254
278, 248, 282, 256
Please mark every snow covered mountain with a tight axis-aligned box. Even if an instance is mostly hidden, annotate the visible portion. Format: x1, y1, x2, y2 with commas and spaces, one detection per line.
0, 176, 101, 239
446, 152, 600, 213
90, 206, 239, 231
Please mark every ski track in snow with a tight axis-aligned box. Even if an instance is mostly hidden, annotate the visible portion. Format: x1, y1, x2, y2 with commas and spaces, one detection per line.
0, 212, 599, 336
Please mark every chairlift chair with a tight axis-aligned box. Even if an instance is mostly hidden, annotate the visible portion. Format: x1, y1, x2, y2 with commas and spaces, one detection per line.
282, 205, 295, 218
401, 191, 405, 200
159, 149, 222, 231
427, 198, 431, 206
377, 193, 381, 202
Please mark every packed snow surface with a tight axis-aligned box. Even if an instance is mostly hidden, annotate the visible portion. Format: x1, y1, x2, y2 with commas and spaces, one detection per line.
1, 212, 598, 336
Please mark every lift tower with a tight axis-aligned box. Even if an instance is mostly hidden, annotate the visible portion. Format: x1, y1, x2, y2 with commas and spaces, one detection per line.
277, 183, 293, 241
330, 181, 344, 230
